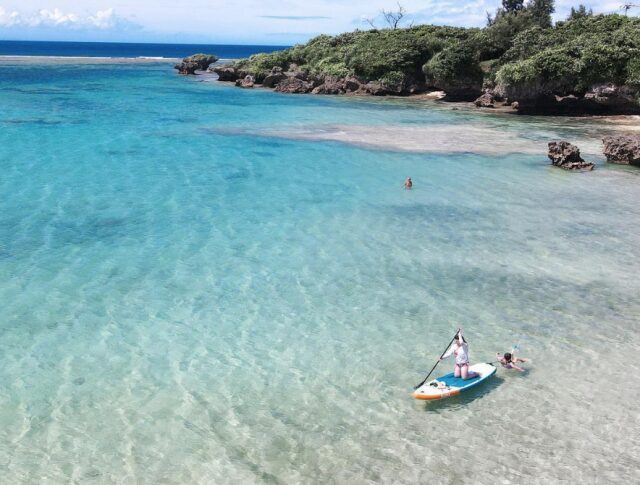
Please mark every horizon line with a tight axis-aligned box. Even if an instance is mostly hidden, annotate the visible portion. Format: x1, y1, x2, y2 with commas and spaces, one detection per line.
0, 38, 292, 47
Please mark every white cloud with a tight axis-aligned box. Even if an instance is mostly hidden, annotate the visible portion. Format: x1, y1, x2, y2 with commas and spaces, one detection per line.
0, 2, 636, 44
0, 7, 21, 27
0, 6, 138, 31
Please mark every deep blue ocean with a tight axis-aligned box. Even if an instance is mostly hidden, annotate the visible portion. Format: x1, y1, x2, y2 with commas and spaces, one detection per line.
0, 39, 286, 59
0, 49, 639, 483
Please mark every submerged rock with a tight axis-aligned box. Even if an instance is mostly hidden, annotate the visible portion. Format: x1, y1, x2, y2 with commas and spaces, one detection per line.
602, 135, 640, 166
547, 141, 595, 171
174, 54, 218, 75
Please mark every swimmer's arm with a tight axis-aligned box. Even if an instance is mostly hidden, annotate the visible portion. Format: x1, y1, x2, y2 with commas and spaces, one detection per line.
440, 347, 454, 360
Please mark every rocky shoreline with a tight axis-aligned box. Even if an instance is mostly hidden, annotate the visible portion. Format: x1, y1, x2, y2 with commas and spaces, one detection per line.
204, 63, 640, 117
171, 55, 640, 170
172, 12, 640, 117
171, 46, 640, 116
212, 64, 403, 97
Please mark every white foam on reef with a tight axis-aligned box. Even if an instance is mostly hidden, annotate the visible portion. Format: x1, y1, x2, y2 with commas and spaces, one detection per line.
0, 55, 180, 64
216, 123, 608, 157
265, 123, 547, 155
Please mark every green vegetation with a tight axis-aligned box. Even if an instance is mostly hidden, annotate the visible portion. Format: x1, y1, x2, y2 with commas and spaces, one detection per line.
423, 42, 485, 96
495, 15, 640, 96
227, 2, 640, 107
234, 26, 474, 90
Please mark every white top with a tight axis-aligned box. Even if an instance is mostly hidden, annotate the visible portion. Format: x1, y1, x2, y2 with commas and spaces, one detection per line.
442, 341, 470, 365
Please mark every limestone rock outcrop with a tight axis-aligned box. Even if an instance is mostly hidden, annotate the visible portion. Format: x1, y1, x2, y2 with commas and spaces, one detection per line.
474, 93, 495, 108
262, 67, 287, 88
274, 77, 314, 94
547, 141, 595, 171
602, 135, 640, 166
495, 82, 640, 115
211, 66, 242, 81
235, 75, 255, 88
174, 54, 218, 75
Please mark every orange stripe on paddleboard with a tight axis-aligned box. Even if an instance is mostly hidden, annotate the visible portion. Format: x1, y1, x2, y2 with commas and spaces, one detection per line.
413, 389, 461, 400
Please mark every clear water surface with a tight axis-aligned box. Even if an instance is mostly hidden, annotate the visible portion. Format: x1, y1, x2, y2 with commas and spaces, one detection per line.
0, 60, 639, 484
0, 40, 286, 59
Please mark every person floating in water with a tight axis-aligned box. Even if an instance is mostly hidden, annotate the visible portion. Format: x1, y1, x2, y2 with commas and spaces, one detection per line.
440, 329, 479, 380
404, 177, 413, 189
496, 351, 529, 372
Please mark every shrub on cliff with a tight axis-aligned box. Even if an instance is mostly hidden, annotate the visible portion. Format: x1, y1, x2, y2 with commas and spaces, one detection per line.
230, 25, 474, 89
352, 26, 473, 78
423, 42, 484, 98
495, 46, 579, 97
496, 15, 640, 96
234, 51, 295, 82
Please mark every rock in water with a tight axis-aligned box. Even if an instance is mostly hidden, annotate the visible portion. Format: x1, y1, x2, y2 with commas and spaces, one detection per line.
174, 54, 218, 75
602, 135, 640, 166
547, 141, 595, 171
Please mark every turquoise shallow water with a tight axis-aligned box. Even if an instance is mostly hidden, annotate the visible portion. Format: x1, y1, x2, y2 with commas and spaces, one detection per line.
1, 61, 640, 484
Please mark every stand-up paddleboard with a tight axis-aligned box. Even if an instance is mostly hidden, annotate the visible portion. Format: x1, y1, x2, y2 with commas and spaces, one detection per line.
413, 362, 496, 400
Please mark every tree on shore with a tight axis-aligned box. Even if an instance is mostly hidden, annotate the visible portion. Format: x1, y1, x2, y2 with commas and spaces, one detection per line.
382, 3, 407, 29
483, 0, 555, 57
528, 0, 555, 28
502, 0, 525, 13
568, 4, 593, 20
620, 3, 640, 16
363, 2, 410, 30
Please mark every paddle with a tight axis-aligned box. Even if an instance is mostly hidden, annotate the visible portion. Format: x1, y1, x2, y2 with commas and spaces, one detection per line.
414, 328, 460, 389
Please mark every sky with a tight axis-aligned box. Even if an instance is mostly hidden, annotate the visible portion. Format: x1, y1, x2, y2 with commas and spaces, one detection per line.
0, 1, 633, 45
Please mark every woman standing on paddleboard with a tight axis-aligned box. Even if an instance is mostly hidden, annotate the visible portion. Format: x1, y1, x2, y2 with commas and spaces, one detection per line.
440, 329, 479, 380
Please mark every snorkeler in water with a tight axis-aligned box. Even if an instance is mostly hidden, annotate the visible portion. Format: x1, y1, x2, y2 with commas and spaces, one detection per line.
496, 351, 529, 372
